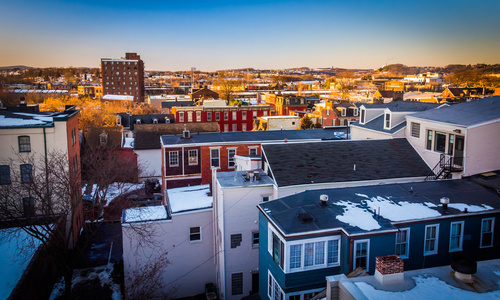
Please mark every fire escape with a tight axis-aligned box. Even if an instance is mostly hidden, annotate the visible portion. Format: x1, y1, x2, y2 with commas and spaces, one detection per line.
425, 154, 464, 180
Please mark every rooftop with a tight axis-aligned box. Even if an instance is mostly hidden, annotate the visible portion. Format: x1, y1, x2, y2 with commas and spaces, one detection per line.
0, 109, 78, 128
161, 128, 346, 147
259, 179, 500, 236
262, 138, 431, 187
122, 206, 168, 223
217, 170, 275, 188
166, 184, 212, 214
409, 96, 500, 127
344, 258, 500, 299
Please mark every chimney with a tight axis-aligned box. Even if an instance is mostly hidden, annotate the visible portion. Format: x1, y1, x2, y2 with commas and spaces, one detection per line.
375, 255, 404, 285
182, 124, 190, 139
440, 197, 450, 209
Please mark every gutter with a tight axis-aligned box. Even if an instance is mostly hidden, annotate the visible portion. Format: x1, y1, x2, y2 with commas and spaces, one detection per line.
43, 127, 51, 211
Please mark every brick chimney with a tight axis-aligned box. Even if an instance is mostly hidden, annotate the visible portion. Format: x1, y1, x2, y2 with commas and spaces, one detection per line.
374, 255, 404, 285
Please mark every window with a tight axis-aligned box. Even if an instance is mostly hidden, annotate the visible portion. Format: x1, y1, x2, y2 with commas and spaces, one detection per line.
327, 239, 339, 265
188, 150, 198, 165
480, 218, 494, 248
353, 108, 359, 116
20, 164, 32, 184
215, 112, 220, 121
341, 108, 346, 117
272, 232, 285, 268
290, 295, 301, 300
210, 148, 220, 168
262, 196, 270, 202
207, 112, 212, 121
232, 124, 237, 132
268, 272, 284, 300
426, 130, 433, 150
187, 112, 193, 122
179, 112, 184, 122
153, 118, 158, 124
0, 165, 11, 185
169, 151, 179, 167
396, 228, 410, 258
232, 111, 237, 120
326, 109, 330, 116
249, 148, 258, 156
224, 124, 228, 132
450, 221, 464, 252
360, 109, 366, 124
252, 232, 259, 246
448, 134, 455, 155
23, 197, 35, 217
242, 111, 247, 120
228, 149, 236, 168
290, 245, 301, 269
224, 111, 229, 121
424, 224, 439, 255
411, 122, 420, 138
196, 111, 201, 122
231, 273, 243, 295
18, 136, 31, 152
189, 227, 201, 241
231, 234, 242, 248
354, 240, 369, 271
434, 132, 446, 153
305, 241, 325, 267
264, 111, 268, 116
384, 113, 391, 129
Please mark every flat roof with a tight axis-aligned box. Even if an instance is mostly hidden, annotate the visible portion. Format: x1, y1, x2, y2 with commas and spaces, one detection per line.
122, 206, 168, 223
161, 128, 346, 146
217, 170, 275, 188
259, 179, 500, 236
166, 184, 212, 214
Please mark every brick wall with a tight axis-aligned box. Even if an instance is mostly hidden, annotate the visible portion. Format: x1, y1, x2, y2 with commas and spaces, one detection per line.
375, 255, 404, 275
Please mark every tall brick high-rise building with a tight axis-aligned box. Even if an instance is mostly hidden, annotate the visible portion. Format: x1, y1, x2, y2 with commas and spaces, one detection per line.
101, 52, 145, 102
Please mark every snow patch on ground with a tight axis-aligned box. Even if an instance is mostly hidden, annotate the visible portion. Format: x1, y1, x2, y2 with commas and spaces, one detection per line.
335, 201, 381, 231
0, 227, 43, 300
167, 184, 213, 213
355, 275, 500, 300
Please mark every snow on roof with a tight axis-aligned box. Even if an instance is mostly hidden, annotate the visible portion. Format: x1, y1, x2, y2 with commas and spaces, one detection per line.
123, 206, 168, 223
102, 95, 134, 101
123, 137, 134, 148
167, 184, 212, 214
0, 227, 43, 299
355, 273, 500, 300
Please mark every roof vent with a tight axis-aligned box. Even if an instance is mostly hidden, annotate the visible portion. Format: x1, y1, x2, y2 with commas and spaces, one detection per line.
298, 213, 314, 223
182, 124, 190, 139
440, 197, 450, 209
320, 194, 329, 206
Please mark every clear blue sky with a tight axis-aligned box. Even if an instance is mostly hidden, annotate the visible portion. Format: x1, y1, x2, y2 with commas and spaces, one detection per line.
1, 0, 499, 71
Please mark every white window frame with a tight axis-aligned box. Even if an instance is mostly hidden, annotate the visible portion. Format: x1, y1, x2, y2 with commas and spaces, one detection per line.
189, 226, 201, 242
210, 148, 220, 169
360, 108, 366, 124
395, 228, 410, 259
188, 149, 198, 166
249, 147, 258, 156
242, 111, 247, 120
187, 111, 193, 122
179, 112, 184, 122
196, 111, 201, 122
286, 236, 340, 273
353, 108, 358, 116
228, 148, 236, 168
268, 271, 284, 300
411, 122, 420, 138
424, 224, 439, 255
384, 112, 391, 129
252, 231, 259, 247
480, 218, 495, 248
232, 111, 237, 120
449, 221, 464, 252
232, 124, 237, 132
207, 112, 212, 121
353, 239, 370, 272
341, 108, 346, 117
169, 151, 179, 167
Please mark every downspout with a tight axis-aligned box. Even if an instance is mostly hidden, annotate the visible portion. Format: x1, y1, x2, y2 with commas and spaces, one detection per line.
43, 127, 51, 211
349, 237, 353, 272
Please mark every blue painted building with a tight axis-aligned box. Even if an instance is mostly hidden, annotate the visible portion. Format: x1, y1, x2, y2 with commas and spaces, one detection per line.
258, 179, 500, 300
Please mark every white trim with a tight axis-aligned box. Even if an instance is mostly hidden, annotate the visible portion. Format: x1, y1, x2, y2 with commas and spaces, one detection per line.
268, 271, 284, 300
189, 226, 202, 242
480, 217, 495, 248
383, 112, 392, 130
424, 224, 439, 255
168, 151, 179, 167
449, 221, 464, 252
395, 228, 410, 259
228, 148, 237, 169
188, 149, 198, 166
210, 148, 220, 169
286, 235, 341, 273
353, 239, 370, 272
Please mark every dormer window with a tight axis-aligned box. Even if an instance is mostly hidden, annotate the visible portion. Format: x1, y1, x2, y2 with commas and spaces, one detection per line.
153, 118, 158, 124
360, 108, 366, 124
116, 115, 121, 125
384, 112, 391, 129
341, 108, 346, 117
353, 108, 358, 116
165, 117, 170, 123
136, 119, 141, 124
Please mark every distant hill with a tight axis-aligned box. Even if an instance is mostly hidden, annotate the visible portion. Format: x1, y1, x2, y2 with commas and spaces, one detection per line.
0, 65, 32, 70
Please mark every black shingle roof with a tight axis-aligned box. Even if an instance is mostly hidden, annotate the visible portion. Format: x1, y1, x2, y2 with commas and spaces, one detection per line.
259, 180, 500, 235
262, 138, 431, 187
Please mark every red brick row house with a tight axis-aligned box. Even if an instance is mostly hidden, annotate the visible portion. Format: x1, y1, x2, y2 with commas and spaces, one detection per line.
172, 105, 273, 132
160, 128, 347, 191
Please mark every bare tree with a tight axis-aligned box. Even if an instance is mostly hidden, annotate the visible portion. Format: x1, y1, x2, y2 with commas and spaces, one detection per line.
0, 150, 81, 298
213, 71, 239, 104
